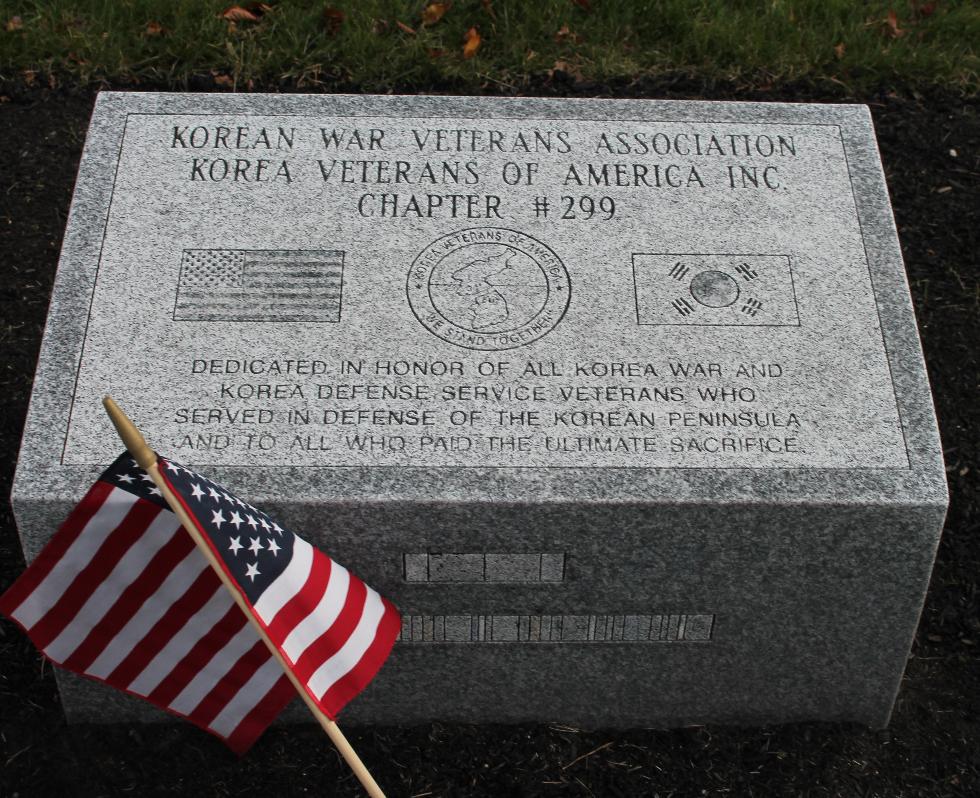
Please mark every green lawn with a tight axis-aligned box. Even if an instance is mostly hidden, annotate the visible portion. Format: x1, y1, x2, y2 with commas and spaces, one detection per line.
1, 0, 978, 91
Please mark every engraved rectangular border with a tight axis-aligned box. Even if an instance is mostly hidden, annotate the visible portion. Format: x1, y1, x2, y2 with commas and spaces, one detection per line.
59, 113, 910, 470
403, 552, 566, 583
631, 252, 801, 327
397, 613, 715, 643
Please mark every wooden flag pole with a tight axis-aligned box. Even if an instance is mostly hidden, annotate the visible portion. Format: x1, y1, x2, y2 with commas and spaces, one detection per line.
102, 396, 386, 798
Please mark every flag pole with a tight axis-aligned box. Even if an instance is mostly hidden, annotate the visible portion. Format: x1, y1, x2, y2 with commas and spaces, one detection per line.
102, 396, 386, 798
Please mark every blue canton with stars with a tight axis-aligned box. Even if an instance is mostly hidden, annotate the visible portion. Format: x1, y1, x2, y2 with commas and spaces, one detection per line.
101, 452, 297, 604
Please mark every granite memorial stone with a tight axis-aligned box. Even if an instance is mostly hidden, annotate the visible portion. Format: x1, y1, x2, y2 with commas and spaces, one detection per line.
13, 92, 947, 727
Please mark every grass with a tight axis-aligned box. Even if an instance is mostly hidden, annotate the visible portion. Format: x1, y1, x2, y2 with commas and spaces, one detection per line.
0, 1, 978, 93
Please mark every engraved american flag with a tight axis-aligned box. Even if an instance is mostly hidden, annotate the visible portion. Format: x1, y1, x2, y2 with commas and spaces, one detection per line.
174, 249, 343, 322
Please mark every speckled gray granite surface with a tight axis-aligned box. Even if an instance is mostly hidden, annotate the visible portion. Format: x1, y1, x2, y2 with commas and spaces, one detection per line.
13, 93, 946, 727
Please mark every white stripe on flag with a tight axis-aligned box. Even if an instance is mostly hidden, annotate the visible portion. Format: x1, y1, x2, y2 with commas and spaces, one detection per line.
43, 513, 183, 662
12, 489, 139, 628
308, 589, 385, 700
253, 536, 314, 623
169, 625, 259, 716
87, 550, 211, 679
281, 562, 349, 663
126, 585, 230, 697
208, 657, 284, 738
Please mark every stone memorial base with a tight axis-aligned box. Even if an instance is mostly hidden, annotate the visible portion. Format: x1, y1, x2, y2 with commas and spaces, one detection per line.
13, 92, 946, 728
50, 500, 945, 728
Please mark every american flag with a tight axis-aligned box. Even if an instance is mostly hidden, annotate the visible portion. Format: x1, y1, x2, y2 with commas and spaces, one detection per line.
173, 249, 344, 322
0, 453, 400, 753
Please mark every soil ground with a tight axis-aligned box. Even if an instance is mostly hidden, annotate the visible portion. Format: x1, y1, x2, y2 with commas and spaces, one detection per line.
0, 79, 977, 797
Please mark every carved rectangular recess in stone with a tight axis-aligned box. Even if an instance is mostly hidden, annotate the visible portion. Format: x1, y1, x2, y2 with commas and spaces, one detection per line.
403, 553, 566, 583
14, 93, 948, 729
173, 249, 344, 322
397, 614, 714, 642
633, 253, 800, 326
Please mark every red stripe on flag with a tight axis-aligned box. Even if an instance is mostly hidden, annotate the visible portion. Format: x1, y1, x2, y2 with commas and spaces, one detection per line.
106, 568, 221, 688
187, 640, 270, 728
147, 605, 246, 707
28, 500, 162, 649
292, 577, 367, 685
265, 552, 332, 643
62, 529, 197, 672
318, 597, 401, 717
0, 481, 115, 617
224, 674, 296, 755
151, 460, 400, 750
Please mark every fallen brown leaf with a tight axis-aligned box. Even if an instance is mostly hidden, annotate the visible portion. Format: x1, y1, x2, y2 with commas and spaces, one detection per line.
145, 21, 164, 37
549, 59, 584, 82
885, 9, 904, 37
22, 69, 36, 86
396, 20, 417, 35
221, 4, 271, 22
323, 7, 344, 36
833, 42, 845, 59
422, 3, 450, 26
463, 26, 481, 58
555, 24, 581, 44
6, 15, 23, 31
222, 6, 258, 22
920, 2, 936, 17
372, 18, 390, 34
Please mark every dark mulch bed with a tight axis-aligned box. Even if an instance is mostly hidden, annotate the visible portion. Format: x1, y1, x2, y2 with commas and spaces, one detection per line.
1, 77, 977, 797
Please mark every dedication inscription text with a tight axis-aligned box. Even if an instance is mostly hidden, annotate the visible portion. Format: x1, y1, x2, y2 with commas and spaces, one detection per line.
63, 113, 907, 469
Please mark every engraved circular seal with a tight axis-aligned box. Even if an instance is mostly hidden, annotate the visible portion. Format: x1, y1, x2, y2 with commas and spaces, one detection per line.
407, 227, 570, 351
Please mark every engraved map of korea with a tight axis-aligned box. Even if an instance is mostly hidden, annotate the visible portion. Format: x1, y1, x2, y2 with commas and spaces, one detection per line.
407, 228, 570, 351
